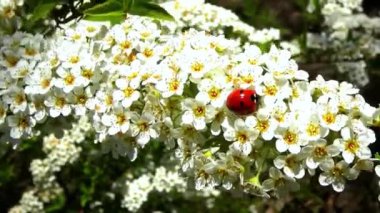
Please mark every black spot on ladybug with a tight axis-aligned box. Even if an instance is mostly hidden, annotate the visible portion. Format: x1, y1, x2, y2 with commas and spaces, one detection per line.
250, 94, 256, 101
240, 90, 244, 94
240, 101, 244, 107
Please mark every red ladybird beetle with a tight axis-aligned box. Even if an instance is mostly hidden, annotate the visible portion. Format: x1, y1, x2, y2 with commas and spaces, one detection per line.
226, 89, 257, 115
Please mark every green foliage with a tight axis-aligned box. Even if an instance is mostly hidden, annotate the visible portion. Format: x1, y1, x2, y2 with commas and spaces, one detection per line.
0, 139, 45, 212
83, 0, 174, 25
375, 152, 380, 160
129, 1, 175, 21
0, 164, 14, 187
45, 195, 66, 213
83, 0, 126, 25
28, 0, 58, 24
19, 0, 174, 33
22, 0, 59, 31
79, 161, 103, 207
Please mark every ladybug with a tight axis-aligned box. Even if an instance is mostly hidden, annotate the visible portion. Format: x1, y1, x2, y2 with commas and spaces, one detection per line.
226, 89, 257, 115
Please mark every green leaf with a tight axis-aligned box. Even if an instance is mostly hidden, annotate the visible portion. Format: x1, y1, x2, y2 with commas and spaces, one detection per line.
83, 0, 174, 25
84, 13, 125, 25
29, 0, 57, 24
123, 0, 134, 11
129, 1, 174, 21
0, 164, 14, 185
83, 0, 123, 16
45, 195, 66, 212
375, 152, 380, 160
83, 0, 126, 24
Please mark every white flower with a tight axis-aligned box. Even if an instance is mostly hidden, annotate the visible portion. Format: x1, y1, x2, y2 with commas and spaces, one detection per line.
302, 139, 339, 170
58, 41, 90, 69
334, 127, 372, 164
136, 42, 160, 63
130, 113, 158, 147
204, 153, 239, 190
44, 89, 71, 118
261, 45, 291, 73
113, 78, 140, 108
180, 49, 218, 82
11, 59, 34, 79
53, 67, 82, 93
0, 0, 19, 18
274, 154, 305, 179
317, 96, 348, 131
272, 59, 307, 80
338, 81, 359, 96
68, 87, 92, 116
3, 87, 27, 113
85, 96, 107, 115
223, 118, 259, 155
233, 64, 263, 89
270, 100, 290, 128
319, 160, 359, 192
175, 138, 198, 172
181, 98, 216, 130
155, 72, 187, 98
310, 75, 339, 97
288, 81, 312, 105
275, 123, 307, 154
0, 50, 20, 71
195, 78, 228, 108
235, 45, 262, 66
301, 113, 329, 141
20, 34, 44, 59
195, 169, 217, 190
350, 94, 377, 119
24, 66, 53, 94
133, 20, 161, 41
253, 108, 277, 140
117, 62, 143, 88
78, 20, 104, 38
92, 89, 117, 113
28, 95, 47, 122
262, 167, 300, 197
101, 106, 131, 135
7, 113, 36, 138
256, 74, 291, 105
109, 25, 136, 55
65, 27, 85, 42
77, 64, 102, 87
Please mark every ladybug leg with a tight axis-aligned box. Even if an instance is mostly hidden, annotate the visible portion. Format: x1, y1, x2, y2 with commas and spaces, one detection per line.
250, 94, 258, 102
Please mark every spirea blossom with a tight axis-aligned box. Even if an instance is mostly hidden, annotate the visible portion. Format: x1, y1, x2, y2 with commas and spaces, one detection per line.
307, 0, 380, 86
11, 117, 91, 211
2, 0, 379, 210
121, 167, 186, 212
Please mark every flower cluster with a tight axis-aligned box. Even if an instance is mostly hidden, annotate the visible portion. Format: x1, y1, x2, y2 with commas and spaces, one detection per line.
9, 190, 44, 213
161, 0, 280, 43
121, 166, 187, 212
0, 0, 379, 210
10, 117, 91, 212
307, 0, 380, 86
